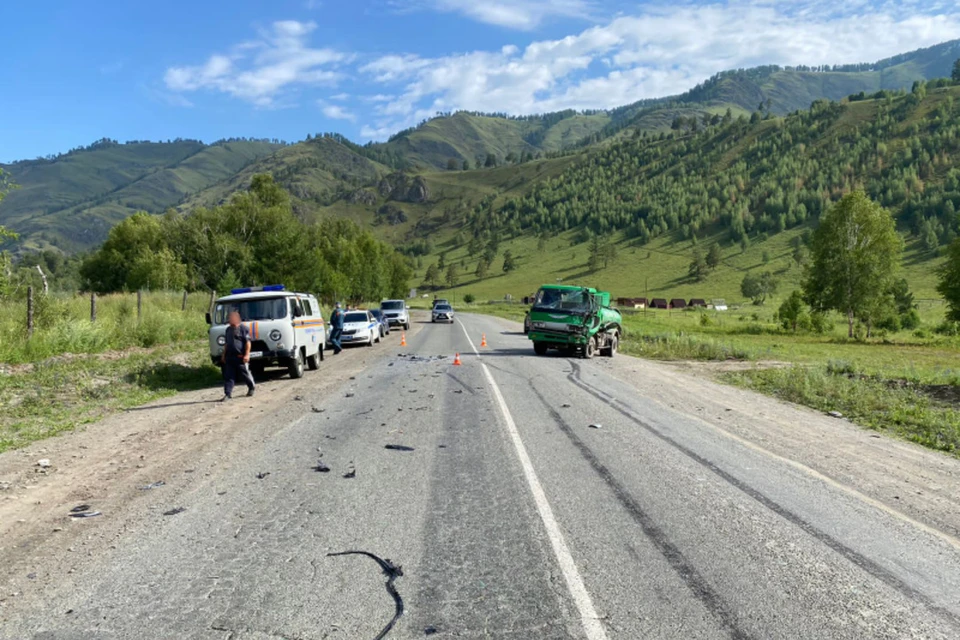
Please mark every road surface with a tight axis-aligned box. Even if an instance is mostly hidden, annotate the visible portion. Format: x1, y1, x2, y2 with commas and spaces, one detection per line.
2, 312, 960, 639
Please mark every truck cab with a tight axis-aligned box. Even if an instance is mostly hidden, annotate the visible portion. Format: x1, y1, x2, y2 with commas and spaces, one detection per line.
527, 285, 622, 359
207, 286, 325, 379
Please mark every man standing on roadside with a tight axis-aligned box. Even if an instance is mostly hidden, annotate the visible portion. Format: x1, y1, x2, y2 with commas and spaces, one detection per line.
329, 302, 344, 355
221, 311, 256, 400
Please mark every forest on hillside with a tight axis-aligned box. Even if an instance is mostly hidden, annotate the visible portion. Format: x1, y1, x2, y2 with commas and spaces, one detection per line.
464, 79, 960, 255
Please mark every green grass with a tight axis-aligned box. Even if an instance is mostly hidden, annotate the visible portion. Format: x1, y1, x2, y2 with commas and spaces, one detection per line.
0, 291, 211, 364
0, 342, 218, 452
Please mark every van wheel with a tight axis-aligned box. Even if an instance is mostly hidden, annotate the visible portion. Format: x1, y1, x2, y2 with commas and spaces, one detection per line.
289, 350, 305, 379
250, 362, 265, 378
319, 344, 325, 362
533, 342, 548, 356
307, 350, 321, 370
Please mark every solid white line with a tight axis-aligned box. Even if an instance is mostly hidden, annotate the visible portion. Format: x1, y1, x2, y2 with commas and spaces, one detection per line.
461, 317, 608, 639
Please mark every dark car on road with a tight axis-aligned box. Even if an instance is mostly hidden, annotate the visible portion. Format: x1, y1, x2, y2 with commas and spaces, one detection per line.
370, 309, 391, 337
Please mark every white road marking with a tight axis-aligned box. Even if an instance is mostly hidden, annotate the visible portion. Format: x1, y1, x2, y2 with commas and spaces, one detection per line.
460, 318, 609, 639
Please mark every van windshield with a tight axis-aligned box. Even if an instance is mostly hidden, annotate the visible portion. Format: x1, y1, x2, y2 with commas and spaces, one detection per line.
381, 301, 404, 310
215, 298, 288, 324
533, 288, 591, 312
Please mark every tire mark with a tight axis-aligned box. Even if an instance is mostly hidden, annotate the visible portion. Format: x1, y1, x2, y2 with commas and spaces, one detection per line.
327, 550, 404, 639
526, 383, 754, 640
567, 361, 960, 629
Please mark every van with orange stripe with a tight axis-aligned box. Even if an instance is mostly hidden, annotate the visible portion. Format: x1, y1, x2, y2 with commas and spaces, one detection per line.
206, 285, 325, 379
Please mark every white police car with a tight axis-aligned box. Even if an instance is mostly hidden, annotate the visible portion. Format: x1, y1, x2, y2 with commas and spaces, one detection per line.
338, 310, 382, 347
207, 285, 325, 379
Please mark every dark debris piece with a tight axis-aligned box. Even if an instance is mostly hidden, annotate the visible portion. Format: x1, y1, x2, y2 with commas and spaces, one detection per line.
69, 510, 102, 519
162, 507, 187, 516
343, 468, 356, 479
313, 462, 331, 473
385, 445, 415, 452
256, 472, 271, 479
139, 481, 165, 491
70, 504, 91, 513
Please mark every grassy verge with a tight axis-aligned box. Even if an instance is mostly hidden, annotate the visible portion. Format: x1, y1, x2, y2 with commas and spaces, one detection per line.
0, 341, 218, 453
471, 302, 960, 458
725, 366, 960, 455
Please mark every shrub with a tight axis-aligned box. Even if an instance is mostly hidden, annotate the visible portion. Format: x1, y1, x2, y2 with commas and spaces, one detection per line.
463, 294, 476, 304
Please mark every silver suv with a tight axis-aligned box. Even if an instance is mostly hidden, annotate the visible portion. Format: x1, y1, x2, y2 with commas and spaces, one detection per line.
380, 300, 410, 330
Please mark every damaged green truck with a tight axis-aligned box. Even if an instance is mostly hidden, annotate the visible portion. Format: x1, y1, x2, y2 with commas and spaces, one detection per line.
527, 285, 623, 359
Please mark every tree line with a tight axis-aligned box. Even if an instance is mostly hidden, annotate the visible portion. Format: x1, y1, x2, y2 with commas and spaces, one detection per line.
78, 175, 412, 303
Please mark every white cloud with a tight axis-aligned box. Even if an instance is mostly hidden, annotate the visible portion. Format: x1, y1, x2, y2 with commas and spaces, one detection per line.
321, 104, 357, 121
358, 1, 960, 137
164, 21, 347, 106
392, 0, 595, 30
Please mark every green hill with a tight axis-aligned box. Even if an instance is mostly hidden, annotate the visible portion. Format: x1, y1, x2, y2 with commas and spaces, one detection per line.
323, 82, 960, 304
0, 138, 282, 252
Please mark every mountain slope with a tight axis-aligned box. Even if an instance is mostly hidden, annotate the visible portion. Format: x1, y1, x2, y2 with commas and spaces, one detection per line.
0, 139, 282, 252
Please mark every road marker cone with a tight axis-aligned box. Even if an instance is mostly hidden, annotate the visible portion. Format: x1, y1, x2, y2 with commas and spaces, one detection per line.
453, 353, 462, 366
481, 334, 487, 347
400, 333, 407, 347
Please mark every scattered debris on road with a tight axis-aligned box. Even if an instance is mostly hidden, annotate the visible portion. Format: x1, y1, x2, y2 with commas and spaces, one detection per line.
139, 481, 166, 491
69, 504, 91, 513
343, 466, 356, 479
589, 423, 602, 429
828, 411, 844, 419
256, 471, 271, 479
162, 507, 186, 516
562, 403, 571, 408
345, 392, 355, 398
68, 505, 102, 518
312, 407, 325, 413
313, 462, 331, 473
327, 550, 404, 640
37, 459, 52, 468
384, 445, 415, 452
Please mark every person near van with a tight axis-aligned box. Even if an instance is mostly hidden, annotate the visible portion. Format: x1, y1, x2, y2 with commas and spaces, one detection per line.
329, 302, 344, 355
221, 311, 256, 400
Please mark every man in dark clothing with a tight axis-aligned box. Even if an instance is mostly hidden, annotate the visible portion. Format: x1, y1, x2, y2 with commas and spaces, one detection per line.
329, 302, 344, 355
221, 311, 256, 400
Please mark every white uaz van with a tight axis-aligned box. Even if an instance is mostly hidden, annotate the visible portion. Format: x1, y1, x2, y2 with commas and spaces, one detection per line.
207, 285, 325, 379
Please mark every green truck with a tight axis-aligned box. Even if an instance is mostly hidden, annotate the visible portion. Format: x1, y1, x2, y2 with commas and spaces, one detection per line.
527, 285, 623, 359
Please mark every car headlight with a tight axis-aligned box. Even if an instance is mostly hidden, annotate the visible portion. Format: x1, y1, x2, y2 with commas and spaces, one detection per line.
269, 329, 282, 341
533, 322, 546, 329
216, 335, 226, 346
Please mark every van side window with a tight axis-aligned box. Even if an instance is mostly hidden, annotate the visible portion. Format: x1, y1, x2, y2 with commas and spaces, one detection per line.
290, 298, 303, 318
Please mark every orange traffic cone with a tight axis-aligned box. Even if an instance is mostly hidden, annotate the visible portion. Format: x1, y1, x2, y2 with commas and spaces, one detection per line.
480, 334, 487, 347
453, 353, 462, 366
400, 332, 407, 347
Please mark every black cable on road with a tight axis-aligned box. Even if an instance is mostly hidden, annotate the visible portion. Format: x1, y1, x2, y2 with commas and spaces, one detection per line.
327, 550, 404, 640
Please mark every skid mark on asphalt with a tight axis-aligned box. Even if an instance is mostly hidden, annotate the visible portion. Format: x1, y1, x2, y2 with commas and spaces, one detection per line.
567, 361, 960, 630
526, 382, 755, 640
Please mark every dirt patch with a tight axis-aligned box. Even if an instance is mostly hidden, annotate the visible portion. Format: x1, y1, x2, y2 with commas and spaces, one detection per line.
659, 359, 795, 374
0, 317, 426, 615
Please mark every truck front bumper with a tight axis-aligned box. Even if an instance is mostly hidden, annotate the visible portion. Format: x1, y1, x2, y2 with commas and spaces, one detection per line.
528, 330, 587, 346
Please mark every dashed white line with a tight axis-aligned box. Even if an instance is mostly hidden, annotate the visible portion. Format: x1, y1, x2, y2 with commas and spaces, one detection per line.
460, 317, 609, 640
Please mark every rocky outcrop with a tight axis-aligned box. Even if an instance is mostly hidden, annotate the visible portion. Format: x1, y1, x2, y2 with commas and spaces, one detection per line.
347, 189, 378, 206
377, 173, 429, 203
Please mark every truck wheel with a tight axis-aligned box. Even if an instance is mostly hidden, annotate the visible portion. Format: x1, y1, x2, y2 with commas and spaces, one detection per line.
307, 350, 321, 370
250, 362, 265, 378
583, 338, 596, 359
533, 342, 548, 356
289, 350, 305, 379
601, 333, 618, 357
319, 343, 325, 362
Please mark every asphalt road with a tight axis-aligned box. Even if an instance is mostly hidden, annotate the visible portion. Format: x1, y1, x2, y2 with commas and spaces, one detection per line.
6, 313, 960, 639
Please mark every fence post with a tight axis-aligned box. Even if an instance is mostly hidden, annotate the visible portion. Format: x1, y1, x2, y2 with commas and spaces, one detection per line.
182, 290, 189, 312
137, 289, 143, 322
27, 286, 34, 338
90, 292, 97, 322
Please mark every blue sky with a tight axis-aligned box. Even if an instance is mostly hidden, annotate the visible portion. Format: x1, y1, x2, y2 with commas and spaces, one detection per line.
3, 0, 960, 161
